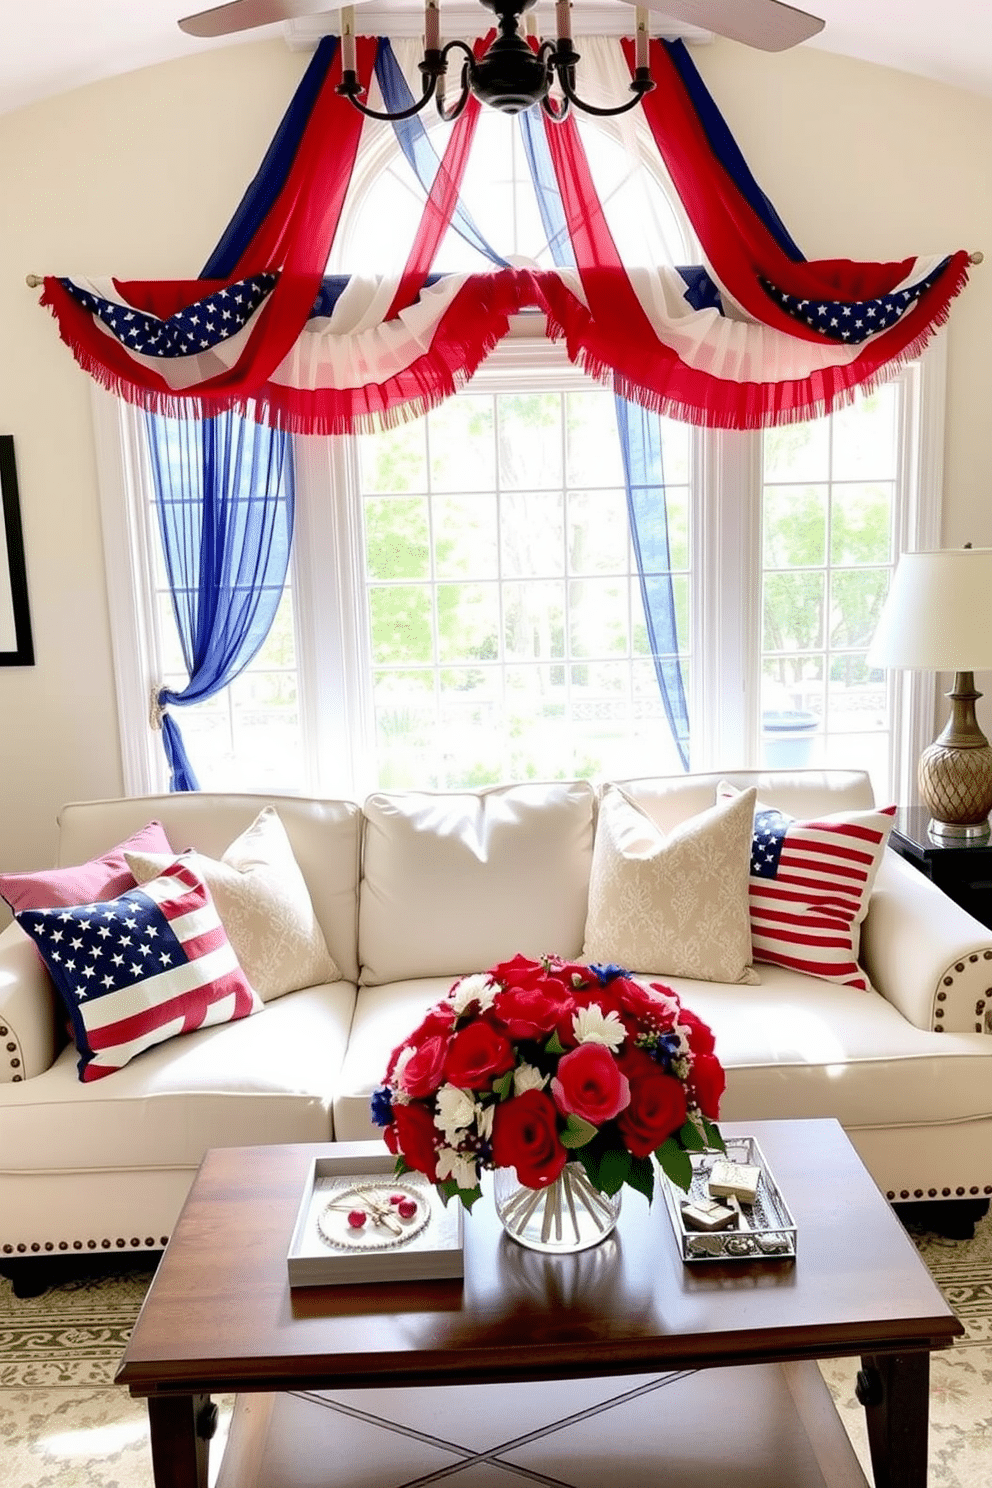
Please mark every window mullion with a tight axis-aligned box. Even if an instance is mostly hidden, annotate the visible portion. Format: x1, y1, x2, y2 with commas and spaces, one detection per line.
292, 433, 377, 799
693, 424, 763, 770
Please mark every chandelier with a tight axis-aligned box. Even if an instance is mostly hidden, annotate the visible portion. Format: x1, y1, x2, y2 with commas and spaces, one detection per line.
336, 0, 654, 121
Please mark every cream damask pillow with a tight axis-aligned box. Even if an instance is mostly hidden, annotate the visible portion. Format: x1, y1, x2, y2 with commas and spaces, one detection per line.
582, 785, 759, 984
126, 806, 340, 1002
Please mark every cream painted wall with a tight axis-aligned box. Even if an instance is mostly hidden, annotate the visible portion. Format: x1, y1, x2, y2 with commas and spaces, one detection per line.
0, 36, 991, 900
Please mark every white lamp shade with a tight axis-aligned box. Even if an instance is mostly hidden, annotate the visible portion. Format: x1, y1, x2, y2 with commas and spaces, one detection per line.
867, 548, 992, 672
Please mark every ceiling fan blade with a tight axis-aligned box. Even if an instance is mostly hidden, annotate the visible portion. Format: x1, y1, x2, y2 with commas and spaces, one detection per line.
629, 0, 824, 52
178, 0, 338, 40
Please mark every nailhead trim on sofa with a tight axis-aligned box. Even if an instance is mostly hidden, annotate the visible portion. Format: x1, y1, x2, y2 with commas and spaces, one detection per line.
0, 1023, 23, 1080
2, 1235, 168, 1254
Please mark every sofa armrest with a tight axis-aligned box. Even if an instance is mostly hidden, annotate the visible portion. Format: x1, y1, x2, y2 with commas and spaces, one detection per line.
860, 849, 992, 1034
0, 922, 61, 1080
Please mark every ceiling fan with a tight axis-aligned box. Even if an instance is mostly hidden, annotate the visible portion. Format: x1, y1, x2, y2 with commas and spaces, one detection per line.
178, 0, 825, 120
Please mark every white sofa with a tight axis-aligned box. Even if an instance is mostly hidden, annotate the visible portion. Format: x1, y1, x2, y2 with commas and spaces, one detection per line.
2, 768, 992, 1271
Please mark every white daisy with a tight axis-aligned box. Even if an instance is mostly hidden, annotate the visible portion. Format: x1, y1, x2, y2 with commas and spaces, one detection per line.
447, 973, 497, 1016
573, 1003, 626, 1050
513, 1062, 548, 1096
435, 1146, 479, 1192
434, 1083, 476, 1140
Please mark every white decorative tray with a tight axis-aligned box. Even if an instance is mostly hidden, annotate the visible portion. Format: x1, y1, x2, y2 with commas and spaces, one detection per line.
287, 1150, 463, 1286
660, 1135, 797, 1263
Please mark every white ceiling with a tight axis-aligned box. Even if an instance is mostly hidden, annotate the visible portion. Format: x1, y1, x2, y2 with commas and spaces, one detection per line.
2, 2, 989, 118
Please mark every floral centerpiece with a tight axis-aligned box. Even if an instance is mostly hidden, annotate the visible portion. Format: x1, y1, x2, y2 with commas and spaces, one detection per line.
371, 955, 726, 1229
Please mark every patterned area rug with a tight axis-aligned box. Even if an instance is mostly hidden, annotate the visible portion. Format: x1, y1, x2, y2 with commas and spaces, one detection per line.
0, 1213, 990, 1488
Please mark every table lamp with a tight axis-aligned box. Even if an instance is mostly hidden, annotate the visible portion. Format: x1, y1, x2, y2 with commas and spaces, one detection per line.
867, 546, 992, 840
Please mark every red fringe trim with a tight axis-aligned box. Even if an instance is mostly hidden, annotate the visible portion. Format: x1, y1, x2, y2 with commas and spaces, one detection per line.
38, 254, 971, 434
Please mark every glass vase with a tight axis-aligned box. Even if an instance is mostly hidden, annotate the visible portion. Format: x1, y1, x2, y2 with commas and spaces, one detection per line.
494, 1163, 622, 1254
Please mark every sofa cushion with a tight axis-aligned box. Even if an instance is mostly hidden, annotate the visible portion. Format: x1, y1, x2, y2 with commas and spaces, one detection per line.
652, 965, 992, 1130
333, 976, 456, 1140
56, 794, 363, 983
0, 981, 356, 1174
582, 785, 758, 983
126, 806, 340, 1003
358, 781, 596, 987
334, 965, 992, 1144
16, 861, 262, 1082
0, 820, 173, 913
719, 783, 895, 991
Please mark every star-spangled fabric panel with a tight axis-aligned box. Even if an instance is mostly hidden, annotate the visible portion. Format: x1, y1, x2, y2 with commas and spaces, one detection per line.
760, 261, 947, 344
720, 787, 896, 991
17, 860, 261, 1082
60, 273, 277, 359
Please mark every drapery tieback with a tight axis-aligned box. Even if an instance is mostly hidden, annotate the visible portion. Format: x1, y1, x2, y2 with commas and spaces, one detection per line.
149, 684, 166, 732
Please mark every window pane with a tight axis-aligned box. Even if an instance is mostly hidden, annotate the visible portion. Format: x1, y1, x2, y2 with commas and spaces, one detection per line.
830, 485, 893, 566
433, 494, 498, 579
763, 571, 826, 652
368, 586, 434, 664
364, 497, 430, 581
764, 487, 827, 568
763, 418, 829, 484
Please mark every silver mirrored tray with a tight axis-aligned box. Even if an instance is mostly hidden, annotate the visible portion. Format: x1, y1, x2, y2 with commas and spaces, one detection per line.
660, 1134, 797, 1263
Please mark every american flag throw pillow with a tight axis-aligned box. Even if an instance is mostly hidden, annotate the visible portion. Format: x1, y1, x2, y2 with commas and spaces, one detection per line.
719, 786, 896, 990
17, 859, 262, 1082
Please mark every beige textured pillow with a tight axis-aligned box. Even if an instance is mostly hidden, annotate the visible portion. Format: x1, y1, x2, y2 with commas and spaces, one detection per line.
126, 806, 340, 1001
582, 784, 759, 984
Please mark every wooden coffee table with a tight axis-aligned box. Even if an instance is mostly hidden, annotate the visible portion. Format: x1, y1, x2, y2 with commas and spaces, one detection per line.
116, 1119, 962, 1488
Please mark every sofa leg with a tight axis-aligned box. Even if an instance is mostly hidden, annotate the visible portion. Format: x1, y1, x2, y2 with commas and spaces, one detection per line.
0, 1250, 162, 1299
0, 1259, 59, 1298
894, 1198, 990, 1240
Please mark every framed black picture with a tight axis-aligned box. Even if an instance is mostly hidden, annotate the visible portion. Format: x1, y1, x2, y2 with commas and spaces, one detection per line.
0, 436, 34, 666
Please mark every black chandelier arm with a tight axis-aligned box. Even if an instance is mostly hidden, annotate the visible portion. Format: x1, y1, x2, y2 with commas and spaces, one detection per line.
435, 38, 474, 122
547, 41, 656, 119
335, 63, 439, 122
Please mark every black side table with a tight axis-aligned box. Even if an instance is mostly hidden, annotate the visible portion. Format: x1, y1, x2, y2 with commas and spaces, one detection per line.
889, 807, 992, 931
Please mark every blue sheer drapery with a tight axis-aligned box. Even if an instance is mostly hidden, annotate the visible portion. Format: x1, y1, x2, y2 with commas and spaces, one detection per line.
146, 409, 295, 790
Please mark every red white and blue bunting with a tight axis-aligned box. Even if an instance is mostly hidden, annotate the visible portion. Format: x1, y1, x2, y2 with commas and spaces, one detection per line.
38, 34, 971, 432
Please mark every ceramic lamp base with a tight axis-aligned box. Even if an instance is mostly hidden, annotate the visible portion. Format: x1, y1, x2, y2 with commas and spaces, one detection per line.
918, 672, 992, 838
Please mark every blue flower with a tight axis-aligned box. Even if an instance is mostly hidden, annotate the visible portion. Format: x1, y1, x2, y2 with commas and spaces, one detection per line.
370, 1084, 394, 1127
588, 963, 630, 986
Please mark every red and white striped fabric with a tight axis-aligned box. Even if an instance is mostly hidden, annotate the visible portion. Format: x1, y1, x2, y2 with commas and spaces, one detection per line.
719, 785, 895, 990
17, 859, 261, 1081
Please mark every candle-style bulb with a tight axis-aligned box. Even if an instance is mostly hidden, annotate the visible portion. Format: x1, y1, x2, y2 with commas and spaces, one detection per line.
635, 7, 649, 70
340, 6, 356, 73
425, 0, 440, 53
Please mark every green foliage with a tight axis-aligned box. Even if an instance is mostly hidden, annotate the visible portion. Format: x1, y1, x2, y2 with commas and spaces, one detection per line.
560, 1114, 598, 1149
655, 1136, 693, 1193
436, 1177, 483, 1212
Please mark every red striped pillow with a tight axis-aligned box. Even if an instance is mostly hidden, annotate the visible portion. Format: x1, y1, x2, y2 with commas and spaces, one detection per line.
718, 784, 895, 991
16, 860, 262, 1081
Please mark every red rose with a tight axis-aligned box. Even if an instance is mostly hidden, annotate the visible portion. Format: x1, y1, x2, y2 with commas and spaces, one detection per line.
618, 979, 677, 1024
386, 1101, 438, 1181
490, 954, 549, 993
491, 1089, 568, 1188
386, 1004, 454, 1079
444, 1021, 515, 1091
616, 1047, 688, 1158
689, 1051, 726, 1118
544, 958, 597, 992
678, 1006, 716, 1056
398, 1034, 449, 1099
551, 1043, 630, 1125
495, 984, 574, 1041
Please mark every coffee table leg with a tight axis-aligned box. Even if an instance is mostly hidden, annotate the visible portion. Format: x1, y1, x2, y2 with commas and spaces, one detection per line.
857, 1351, 930, 1488
146, 1393, 214, 1488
